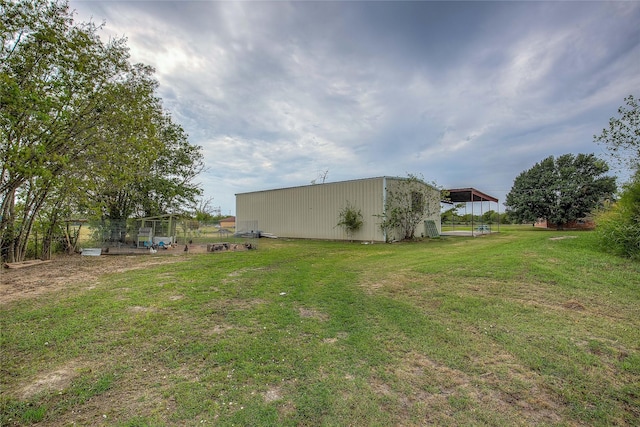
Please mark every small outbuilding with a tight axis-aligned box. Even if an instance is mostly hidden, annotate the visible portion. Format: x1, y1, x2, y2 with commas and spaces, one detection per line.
135, 214, 179, 248
219, 216, 236, 229
235, 176, 441, 242
442, 188, 500, 236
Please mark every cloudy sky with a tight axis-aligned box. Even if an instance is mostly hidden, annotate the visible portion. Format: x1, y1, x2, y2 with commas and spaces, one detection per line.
71, 0, 640, 215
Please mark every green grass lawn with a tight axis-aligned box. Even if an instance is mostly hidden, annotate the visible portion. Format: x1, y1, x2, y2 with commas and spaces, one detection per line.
1, 228, 639, 426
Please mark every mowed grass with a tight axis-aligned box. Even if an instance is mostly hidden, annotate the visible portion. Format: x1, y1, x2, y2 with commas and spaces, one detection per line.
1, 228, 639, 426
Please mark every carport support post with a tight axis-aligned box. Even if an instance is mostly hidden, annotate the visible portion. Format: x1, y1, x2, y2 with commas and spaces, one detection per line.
471, 200, 474, 236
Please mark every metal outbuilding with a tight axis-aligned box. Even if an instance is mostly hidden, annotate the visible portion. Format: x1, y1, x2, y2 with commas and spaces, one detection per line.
443, 188, 500, 236
235, 176, 442, 242
447, 188, 498, 204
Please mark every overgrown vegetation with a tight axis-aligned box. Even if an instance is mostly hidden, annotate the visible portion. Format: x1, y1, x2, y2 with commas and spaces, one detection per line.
2, 228, 638, 426
595, 170, 640, 259
378, 174, 443, 241
336, 201, 364, 240
594, 94, 640, 259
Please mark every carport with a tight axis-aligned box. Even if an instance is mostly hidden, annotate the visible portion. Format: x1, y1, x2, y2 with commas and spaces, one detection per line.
443, 188, 499, 236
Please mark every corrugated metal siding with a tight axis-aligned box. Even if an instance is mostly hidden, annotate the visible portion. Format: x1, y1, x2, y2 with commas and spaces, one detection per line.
237, 178, 386, 241
236, 176, 441, 241
383, 178, 441, 241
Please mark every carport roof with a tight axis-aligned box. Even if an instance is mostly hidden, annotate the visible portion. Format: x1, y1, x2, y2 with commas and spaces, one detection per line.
446, 188, 498, 203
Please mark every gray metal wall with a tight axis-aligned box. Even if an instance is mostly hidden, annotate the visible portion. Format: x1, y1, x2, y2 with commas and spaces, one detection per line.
383, 178, 442, 241
236, 177, 441, 242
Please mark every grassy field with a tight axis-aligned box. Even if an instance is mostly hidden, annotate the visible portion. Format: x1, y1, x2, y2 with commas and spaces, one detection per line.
1, 227, 639, 426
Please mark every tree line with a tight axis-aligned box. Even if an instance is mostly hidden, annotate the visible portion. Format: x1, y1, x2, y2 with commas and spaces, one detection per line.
441, 208, 511, 226
1, 0, 204, 262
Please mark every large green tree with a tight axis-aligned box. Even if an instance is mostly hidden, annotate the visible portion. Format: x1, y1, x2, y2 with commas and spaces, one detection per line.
1, 0, 128, 260
1, 0, 202, 261
505, 154, 616, 229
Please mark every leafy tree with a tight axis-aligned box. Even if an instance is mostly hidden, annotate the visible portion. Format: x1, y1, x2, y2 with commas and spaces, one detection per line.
481, 210, 500, 224
379, 174, 443, 241
1, 0, 130, 260
594, 94, 639, 173
505, 154, 616, 229
0, 0, 202, 261
90, 105, 204, 225
337, 201, 364, 241
74, 62, 169, 241
441, 203, 464, 225
441, 207, 456, 224
500, 212, 513, 224
137, 116, 204, 217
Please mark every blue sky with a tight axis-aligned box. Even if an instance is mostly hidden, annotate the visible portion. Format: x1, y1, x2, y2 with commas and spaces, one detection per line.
71, 1, 640, 215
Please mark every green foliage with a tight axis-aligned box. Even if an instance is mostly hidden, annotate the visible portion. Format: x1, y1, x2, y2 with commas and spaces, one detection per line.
595, 171, 640, 259
134, 116, 204, 218
0, 0, 203, 261
379, 174, 442, 240
594, 94, 639, 173
337, 201, 364, 240
505, 153, 616, 228
593, 95, 640, 259
440, 205, 460, 224
481, 210, 500, 224
442, 207, 510, 226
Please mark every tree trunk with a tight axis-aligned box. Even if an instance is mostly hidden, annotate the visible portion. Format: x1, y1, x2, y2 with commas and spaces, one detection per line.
41, 235, 52, 261
1, 189, 17, 263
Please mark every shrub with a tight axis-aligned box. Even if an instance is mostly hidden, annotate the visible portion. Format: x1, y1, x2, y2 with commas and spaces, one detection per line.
595, 172, 640, 259
337, 202, 364, 241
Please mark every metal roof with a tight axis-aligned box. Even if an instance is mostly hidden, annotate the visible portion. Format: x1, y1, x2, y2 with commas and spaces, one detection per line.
446, 188, 498, 203
235, 176, 437, 195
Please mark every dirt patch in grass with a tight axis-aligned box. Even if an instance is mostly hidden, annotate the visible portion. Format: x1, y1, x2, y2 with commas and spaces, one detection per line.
19, 360, 87, 400
49, 364, 183, 427
358, 269, 435, 295
323, 332, 348, 344
263, 386, 283, 403
0, 254, 185, 305
128, 305, 155, 313
562, 299, 585, 310
205, 298, 266, 311
471, 350, 565, 423
263, 384, 297, 420
227, 266, 270, 277
205, 324, 235, 336
370, 351, 565, 425
298, 307, 329, 321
